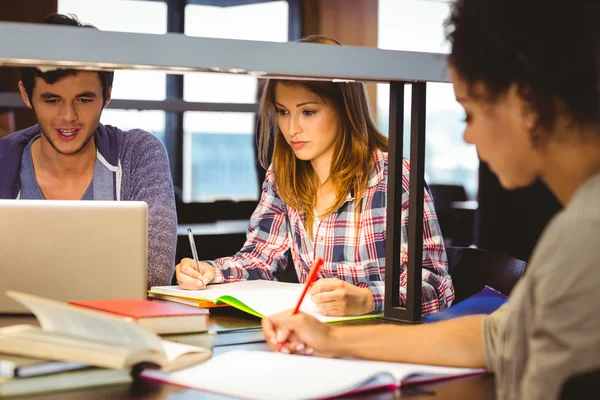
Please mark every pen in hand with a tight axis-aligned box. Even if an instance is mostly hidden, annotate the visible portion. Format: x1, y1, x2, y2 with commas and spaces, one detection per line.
186, 228, 204, 288
275, 257, 324, 352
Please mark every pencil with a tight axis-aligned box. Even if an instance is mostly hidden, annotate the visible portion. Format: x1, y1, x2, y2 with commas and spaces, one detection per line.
275, 257, 324, 352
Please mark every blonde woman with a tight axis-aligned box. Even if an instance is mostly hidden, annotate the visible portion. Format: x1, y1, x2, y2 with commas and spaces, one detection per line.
176, 36, 453, 317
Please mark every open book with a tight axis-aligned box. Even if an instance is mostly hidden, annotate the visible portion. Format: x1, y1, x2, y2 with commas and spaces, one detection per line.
0, 291, 211, 372
150, 281, 383, 323
141, 350, 487, 400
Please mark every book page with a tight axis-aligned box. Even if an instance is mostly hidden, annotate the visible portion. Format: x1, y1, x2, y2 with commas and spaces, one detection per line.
160, 340, 212, 372
142, 350, 394, 400
142, 350, 484, 400
6, 291, 163, 351
150, 281, 380, 322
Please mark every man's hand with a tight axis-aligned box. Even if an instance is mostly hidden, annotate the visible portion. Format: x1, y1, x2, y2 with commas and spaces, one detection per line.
309, 278, 374, 316
175, 258, 216, 290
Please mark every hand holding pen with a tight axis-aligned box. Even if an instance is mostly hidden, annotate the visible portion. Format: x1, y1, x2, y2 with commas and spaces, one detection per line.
174, 228, 216, 290
271, 257, 324, 353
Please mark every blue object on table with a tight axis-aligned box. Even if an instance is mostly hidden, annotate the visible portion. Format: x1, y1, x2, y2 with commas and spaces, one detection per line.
424, 286, 508, 323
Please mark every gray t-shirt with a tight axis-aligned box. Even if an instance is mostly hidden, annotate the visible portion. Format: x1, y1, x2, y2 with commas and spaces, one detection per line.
19, 136, 92, 200
483, 172, 600, 400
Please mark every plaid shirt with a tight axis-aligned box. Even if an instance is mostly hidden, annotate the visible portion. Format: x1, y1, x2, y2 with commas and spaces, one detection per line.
208, 150, 454, 314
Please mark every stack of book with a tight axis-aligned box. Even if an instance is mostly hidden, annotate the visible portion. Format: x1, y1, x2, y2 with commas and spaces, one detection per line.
0, 354, 131, 397
0, 291, 212, 397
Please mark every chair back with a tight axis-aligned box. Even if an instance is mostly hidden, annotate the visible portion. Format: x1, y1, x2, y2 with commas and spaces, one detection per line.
560, 368, 600, 399
428, 184, 468, 213
446, 246, 526, 304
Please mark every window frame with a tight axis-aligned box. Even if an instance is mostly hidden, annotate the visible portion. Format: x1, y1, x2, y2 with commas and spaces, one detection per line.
155, 0, 301, 222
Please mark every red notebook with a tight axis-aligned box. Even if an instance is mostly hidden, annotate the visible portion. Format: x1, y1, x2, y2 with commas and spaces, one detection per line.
68, 299, 209, 335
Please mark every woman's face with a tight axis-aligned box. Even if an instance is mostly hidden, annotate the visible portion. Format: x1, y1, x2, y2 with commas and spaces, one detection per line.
274, 83, 339, 167
450, 67, 545, 189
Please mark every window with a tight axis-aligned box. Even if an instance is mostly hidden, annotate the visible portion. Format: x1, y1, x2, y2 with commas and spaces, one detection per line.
183, 1, 289, 202
183, 112, 257, 202
377, 0, 478, 198
57, 0, 167, 143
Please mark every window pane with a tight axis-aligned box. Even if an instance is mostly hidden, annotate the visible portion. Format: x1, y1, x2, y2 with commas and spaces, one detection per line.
57, 0, 167, 101
183, 1, 289, 204
378, 0, 450, 54
101, 110, 166, 145
183, 112, 258, 203
377, 0, 478, 198
183, 1, 288, 103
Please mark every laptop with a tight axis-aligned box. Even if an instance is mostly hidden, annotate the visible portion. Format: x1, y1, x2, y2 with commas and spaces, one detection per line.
0, 200, 148, 314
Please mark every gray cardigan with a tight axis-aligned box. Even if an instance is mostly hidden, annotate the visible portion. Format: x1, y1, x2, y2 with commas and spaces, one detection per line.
0, 124, 177, 288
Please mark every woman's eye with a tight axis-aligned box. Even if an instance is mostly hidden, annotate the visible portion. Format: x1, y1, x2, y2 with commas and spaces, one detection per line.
303, 110, 316, 116
276, 109, 288, 116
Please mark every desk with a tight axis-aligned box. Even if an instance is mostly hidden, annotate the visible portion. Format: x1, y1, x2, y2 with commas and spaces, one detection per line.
0, 311, 496, 399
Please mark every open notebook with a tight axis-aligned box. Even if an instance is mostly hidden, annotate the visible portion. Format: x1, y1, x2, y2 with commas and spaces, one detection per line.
150, 281, 383, 323
141, 350, 486, 400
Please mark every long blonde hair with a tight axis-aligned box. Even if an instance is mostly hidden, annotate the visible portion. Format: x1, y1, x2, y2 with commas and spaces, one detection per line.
257, 35, 388, 237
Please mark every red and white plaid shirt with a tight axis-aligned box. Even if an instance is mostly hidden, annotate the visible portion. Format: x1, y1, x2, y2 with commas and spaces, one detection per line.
209, 150, 454, 314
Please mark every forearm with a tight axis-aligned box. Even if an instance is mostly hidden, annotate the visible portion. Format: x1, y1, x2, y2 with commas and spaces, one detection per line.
329, 315, 487, 368
210, 251, 287, 283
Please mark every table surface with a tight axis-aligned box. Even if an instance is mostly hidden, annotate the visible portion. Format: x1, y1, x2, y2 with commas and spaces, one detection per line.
0, 309, 496, 400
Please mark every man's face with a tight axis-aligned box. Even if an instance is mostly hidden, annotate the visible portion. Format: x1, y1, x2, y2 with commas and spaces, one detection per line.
20, 72, 109, 155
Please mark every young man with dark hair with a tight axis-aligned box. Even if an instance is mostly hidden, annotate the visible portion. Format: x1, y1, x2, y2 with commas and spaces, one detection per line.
0, 14, 177, 288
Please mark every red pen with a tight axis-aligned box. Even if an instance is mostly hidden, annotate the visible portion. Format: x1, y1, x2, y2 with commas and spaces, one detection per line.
274, 257, 324, 352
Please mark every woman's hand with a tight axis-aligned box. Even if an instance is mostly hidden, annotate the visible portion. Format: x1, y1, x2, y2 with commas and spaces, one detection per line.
175, 258, 216, 290
308, 278, 375, 316
262, 311, 338, 357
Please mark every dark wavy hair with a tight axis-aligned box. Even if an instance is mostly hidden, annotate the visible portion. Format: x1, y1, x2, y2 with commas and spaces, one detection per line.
445, 0, 600, 136
19, 13, 114, 104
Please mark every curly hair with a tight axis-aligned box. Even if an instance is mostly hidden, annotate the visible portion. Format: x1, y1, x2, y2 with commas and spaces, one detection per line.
445, 0, 600, 135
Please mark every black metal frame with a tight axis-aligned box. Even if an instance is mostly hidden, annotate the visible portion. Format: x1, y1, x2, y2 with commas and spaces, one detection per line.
383, 82, 427, 323
165, 0, 186, 188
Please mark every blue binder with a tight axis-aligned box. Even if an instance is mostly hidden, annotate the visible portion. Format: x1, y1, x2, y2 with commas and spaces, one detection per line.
423, 286, 508, 323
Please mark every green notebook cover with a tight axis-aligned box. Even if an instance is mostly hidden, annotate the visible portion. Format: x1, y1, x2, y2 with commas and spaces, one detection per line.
148, 284, 383, 323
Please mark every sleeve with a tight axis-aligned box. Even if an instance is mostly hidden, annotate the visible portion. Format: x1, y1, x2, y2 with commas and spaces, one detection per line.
126, 132, 177, 289
360, 162, 453, 314
207, 171, 291, 283
520, 219, 600, 400
483, 304, 508, 372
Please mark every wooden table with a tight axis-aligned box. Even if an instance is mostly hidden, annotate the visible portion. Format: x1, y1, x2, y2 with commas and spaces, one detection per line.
0, 309, 496, 399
